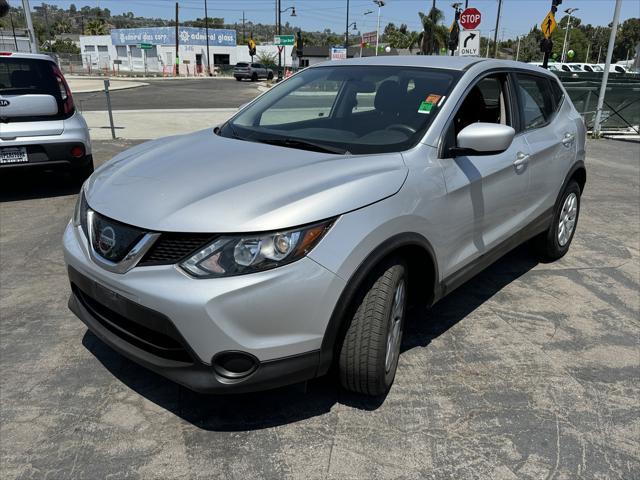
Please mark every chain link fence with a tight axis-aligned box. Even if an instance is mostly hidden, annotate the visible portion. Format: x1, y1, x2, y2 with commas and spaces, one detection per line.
558, 73, 640, 134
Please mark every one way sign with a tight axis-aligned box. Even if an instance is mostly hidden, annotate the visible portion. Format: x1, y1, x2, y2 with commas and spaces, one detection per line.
459, 30, 480, 56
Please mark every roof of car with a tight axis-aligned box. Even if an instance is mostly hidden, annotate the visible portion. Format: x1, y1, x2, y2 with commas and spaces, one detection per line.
0, 51, 56, 63
312, 55, 557, 76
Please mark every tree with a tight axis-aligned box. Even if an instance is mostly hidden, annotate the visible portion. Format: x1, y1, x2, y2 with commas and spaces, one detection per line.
417, 7, 446, 55
614, 18, 640, 62
86, 19, 108, 35
256, 51, 277, 68
43, 39, 80, 54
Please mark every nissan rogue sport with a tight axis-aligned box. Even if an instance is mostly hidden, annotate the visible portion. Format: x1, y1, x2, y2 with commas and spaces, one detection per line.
64, 56, 586, 397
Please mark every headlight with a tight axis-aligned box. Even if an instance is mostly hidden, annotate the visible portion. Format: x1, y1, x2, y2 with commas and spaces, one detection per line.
72, 189, 89, 239
180, 220, 334, 278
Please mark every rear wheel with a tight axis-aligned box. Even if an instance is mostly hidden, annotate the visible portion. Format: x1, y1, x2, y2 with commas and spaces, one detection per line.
339, 259, 407, 396
235, 77, 242, 81
251, 73, 258, 82
267, 71, 274, 80
533, 180, 581, 261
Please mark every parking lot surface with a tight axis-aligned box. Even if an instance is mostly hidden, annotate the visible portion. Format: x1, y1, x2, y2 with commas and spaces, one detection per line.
1, 138, 638, 479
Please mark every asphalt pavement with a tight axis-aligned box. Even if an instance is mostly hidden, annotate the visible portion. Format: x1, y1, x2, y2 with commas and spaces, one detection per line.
0, 138, 639, 479
74, 78, 262, 111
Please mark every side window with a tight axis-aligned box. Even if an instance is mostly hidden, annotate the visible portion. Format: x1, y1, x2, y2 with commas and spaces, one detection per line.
549, 79, 564, 109
251, 63, 260, 69
516, 74, 555, 130
453, 74, 510, 135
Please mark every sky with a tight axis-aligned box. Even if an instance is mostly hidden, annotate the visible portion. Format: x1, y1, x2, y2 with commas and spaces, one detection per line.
12, 0, 640, 41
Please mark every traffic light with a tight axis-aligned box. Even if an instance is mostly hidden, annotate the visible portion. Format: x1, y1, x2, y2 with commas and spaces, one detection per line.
551, 0, 562, 14
248, 36, 256, 57
295, 30, 304, 58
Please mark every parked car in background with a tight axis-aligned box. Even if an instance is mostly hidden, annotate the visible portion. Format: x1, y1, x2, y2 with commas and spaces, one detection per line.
571, 63, 604, 73
0, 52, 92, 184
600, 63, 629, 74
64, 56, 586, 398
233, 62, 274, 81
528, 62, 562, 72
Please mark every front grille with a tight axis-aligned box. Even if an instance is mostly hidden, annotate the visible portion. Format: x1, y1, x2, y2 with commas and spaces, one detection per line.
72, 283, 193, 363
139, 233, 215, 266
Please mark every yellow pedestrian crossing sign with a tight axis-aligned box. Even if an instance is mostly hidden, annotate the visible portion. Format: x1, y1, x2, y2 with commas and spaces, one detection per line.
541, 11, 557, 39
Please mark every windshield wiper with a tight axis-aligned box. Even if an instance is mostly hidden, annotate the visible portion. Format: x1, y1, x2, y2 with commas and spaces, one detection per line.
257, 137, 350, 155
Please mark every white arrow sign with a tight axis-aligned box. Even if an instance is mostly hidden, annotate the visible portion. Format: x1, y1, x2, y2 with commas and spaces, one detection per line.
459, 30, 480, 56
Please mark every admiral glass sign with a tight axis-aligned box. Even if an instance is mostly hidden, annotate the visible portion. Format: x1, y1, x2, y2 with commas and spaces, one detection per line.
111, 27, 236, 47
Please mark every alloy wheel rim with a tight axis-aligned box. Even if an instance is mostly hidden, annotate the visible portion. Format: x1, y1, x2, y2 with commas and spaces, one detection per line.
558, 192, 578, 247
385, 279, 406, 373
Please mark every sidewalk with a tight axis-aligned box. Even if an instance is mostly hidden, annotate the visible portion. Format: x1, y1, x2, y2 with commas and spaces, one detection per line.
82, 108, 237, 140
67, 77, 148, 93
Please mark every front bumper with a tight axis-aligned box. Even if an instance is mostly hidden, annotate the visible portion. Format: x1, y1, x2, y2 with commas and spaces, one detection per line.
63, 221, 346, 393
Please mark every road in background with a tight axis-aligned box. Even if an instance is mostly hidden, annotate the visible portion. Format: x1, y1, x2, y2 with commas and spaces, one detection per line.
74, 78, 261, 111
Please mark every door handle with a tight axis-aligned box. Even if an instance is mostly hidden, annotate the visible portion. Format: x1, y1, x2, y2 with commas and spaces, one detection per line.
562, 132, 575, 146
514, 152, 529, 171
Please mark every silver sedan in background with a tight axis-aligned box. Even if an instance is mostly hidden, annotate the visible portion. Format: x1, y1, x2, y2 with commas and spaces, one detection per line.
64, 56, 585, 398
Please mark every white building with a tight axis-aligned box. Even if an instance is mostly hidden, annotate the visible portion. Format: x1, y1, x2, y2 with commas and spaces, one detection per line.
79, 27, 293, 75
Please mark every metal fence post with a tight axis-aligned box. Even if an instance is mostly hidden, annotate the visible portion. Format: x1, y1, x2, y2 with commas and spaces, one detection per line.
103, 79, 116, 140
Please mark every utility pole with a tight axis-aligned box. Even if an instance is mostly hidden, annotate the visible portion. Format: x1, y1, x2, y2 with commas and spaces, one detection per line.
175, 2, 179, 76
431, 0, 436, 54
10, 11, 18, 51
278, 0, 282, 79
373, 0, 385, 56
516, 35, 521, 61
593, 0, 622, 137
585, 43, 590, 63
345, 0, 350, 49
492, 0, 502, 58
22, 0, 37, 53
561, 7, 578, 63
465, 0, 468, 7
242, 11, 246, 44
597, 45, 602, 64
204, 0, 211, 75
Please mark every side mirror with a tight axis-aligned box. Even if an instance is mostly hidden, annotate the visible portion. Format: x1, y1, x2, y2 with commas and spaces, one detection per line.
452, 123, 516, 156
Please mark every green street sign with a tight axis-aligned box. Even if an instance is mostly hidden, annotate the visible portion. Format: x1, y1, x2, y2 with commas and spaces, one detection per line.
138, 43, 153, 50
274, 35, 295, 46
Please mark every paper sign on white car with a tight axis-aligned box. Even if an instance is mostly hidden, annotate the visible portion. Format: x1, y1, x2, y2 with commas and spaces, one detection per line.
459, 30, 480, 56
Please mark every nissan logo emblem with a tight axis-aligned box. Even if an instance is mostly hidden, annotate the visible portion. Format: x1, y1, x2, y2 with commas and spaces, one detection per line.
0, 99, 9, 107
98, 226, 116, 255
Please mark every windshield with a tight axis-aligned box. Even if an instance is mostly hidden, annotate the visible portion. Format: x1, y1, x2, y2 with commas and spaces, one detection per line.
219, 65, 459, 154
568, 65, 582, 71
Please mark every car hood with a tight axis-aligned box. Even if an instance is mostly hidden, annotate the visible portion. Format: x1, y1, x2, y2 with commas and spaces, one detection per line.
85, 129, 408, 232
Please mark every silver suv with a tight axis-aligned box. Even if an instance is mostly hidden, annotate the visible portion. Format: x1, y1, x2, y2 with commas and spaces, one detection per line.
233, 62, 274, 81
0, 52, 93, 184
64, 57, 585, 397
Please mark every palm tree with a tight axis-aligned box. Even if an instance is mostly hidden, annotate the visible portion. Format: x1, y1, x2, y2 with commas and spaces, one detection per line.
417, 7, 445, 55
86, 19, 108, 35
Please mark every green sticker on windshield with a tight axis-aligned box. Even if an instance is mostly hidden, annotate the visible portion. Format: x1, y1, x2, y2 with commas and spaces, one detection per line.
418, 101, 433, 114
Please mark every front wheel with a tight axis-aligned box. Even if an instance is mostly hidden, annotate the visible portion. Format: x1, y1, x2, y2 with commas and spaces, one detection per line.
251, 73, 258, 82
533, 180, 581, 261
339, 259, 407, 396
267, 72, 274, 80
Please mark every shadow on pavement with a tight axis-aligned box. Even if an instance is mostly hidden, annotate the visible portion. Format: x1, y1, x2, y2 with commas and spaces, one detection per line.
82, 244, 538, 431
0, 169, 80, 202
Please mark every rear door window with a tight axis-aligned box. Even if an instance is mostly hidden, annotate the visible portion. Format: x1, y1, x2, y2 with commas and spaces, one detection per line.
515, 73, 555, 130
0, 58, 58, 96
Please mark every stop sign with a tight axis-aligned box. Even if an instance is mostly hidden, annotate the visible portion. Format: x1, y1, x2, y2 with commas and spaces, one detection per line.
460, 7, 482, 30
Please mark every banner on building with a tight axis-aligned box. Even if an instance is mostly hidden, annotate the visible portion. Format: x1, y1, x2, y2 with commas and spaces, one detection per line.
111, 27, 236, 47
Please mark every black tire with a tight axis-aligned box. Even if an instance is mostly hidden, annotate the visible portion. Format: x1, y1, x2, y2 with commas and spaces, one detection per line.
267, 72, 274, 80
235, 77, 242, 81
71, 158, 94, 186
251, 73, 258, 82
533, 180, 581, 261
339, 258, 408, 396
